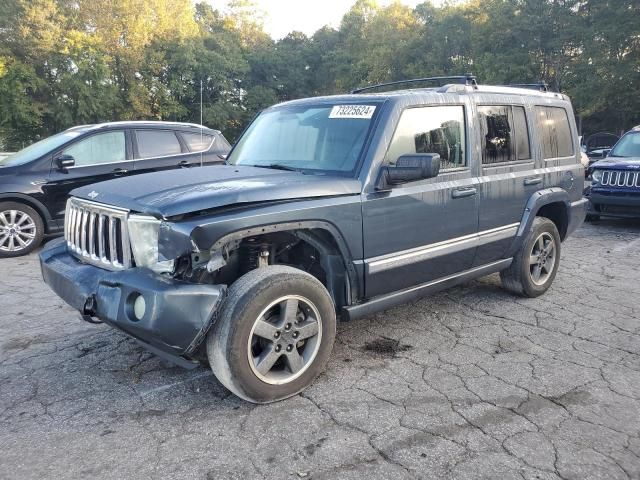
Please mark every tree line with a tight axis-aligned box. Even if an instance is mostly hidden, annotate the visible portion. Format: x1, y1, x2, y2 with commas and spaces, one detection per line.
0, 0, 638, 151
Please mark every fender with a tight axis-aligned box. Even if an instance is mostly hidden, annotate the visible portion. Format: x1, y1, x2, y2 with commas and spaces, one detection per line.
507, 187, 570, 256
159, 219, 362, 304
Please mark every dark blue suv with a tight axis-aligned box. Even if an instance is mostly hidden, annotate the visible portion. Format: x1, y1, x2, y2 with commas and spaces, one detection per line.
587, 126, 640, 220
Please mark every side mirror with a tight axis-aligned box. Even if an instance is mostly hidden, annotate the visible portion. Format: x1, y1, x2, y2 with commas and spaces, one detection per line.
602, 149, 611, 158
55, 154, 75, 171
381, 153, 441, 188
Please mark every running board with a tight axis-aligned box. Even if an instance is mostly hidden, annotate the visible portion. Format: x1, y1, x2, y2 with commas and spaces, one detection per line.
342, 258, 512, 321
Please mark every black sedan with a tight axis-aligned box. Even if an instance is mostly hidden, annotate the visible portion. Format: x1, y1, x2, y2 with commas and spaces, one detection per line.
0, 121, 230, 257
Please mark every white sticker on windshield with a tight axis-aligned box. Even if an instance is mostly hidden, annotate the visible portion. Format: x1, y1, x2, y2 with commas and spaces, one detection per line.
329, 105, 376, 119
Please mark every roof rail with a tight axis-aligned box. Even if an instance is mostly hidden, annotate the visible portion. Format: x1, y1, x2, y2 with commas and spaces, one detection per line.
351, 74, 478, 94
502, 82, 549, 92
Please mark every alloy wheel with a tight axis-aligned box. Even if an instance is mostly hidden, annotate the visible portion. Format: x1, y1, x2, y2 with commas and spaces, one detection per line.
529, 232, 556, 286
0, 210, 37, 253
247, 295, 322, 385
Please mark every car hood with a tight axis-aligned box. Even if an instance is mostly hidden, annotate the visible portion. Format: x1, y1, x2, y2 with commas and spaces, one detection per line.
71, 165, 362, 218
591, 157, 640, 170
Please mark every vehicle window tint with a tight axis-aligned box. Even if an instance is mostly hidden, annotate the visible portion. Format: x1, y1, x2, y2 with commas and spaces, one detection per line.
181, 132, 215, 152
385, 105, 466, 170
513, 106, 531, 160
63, 131, 126, 167
535, 106, 574, 159
136, 130, 182, 158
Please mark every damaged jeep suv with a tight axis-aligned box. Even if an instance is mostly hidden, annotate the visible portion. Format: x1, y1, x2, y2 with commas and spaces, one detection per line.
40, 76, 587, 403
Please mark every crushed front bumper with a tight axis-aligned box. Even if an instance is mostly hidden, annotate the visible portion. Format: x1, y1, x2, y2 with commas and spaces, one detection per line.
40, 238, 226, 368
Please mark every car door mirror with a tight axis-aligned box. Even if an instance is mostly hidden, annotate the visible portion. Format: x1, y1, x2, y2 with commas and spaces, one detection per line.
55, 154, 75, 171
380, 153, 441, 188
602, 149, 611, 158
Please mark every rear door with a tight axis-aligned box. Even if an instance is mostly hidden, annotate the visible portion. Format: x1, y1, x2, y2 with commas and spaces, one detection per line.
132, 129, 198, 174
473, 104, 539, 266
362, 103, 479, 298
43, 130, 133, 221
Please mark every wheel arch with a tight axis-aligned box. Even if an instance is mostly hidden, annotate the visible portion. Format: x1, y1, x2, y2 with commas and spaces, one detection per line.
205, 221, 361, 310
0, 193, 53, 230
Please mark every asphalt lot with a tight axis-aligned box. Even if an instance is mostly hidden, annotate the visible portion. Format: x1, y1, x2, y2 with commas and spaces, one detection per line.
1, 220, 639, 480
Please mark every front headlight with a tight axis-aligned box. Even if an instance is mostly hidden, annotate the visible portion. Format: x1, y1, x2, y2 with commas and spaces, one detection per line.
591, 169, 603, 183
127, 214, 175, 274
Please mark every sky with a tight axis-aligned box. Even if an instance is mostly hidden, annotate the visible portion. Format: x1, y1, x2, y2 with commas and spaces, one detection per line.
216, 0, 429, 39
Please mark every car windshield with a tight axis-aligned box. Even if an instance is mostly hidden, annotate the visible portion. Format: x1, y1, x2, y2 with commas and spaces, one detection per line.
0, 130, 84, 167
227, 104, 379, 174
609, 132, 640, 158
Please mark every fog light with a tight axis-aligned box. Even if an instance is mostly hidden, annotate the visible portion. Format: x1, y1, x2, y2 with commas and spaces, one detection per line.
133, 295, 146, 321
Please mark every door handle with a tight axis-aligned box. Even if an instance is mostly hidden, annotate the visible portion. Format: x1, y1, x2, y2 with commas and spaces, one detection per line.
524, 176, 543, 186
452, 187, 477, 199
112, 168, 128, 175
178, 160, 191, 168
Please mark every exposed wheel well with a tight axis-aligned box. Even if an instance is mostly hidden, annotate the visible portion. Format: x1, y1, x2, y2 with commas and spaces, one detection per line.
536, 202, 568, 240
177, 228, 353, 311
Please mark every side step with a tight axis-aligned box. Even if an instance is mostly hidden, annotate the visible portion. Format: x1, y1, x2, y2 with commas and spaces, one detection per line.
342, 258, 512, 321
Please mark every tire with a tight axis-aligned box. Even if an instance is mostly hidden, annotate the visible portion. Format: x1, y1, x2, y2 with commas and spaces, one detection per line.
585, 214, 600, 222
0, 202, 45, 258
206, 265, 336, 403
500, 217, 561, 298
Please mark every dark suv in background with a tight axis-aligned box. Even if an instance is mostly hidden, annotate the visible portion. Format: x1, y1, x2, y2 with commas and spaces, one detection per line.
587, 125, 640, 220
0, 121, 230, 257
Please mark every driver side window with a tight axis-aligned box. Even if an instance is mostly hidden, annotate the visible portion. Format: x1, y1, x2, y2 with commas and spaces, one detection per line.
385, 105, 467, 169
63, 131, 126, 167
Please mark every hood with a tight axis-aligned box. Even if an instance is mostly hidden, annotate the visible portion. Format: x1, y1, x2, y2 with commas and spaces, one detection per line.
591, 157, 640, 171
71, 165, 362, 218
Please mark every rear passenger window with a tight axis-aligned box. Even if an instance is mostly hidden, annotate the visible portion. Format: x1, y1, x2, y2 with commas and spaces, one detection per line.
181, 132, 215, 152
385, 105, 466, 170
478, 105, 531, 165
535, 106, 574, 159
136, 130, 182, 158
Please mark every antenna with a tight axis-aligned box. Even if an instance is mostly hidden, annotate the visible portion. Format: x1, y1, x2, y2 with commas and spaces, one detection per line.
200, 79, 203, 167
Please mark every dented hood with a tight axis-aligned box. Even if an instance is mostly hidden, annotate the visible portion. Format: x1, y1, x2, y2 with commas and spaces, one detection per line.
71, 165, 362, 218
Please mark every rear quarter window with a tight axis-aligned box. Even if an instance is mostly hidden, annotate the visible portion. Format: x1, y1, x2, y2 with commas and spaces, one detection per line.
181, 132, 215, 152
535, 106, 574, 159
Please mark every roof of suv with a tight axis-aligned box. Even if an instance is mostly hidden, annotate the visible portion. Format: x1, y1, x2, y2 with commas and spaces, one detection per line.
66, 121, 221, 134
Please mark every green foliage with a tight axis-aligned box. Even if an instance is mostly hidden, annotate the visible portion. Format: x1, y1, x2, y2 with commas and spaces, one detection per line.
0, 0, 638, 149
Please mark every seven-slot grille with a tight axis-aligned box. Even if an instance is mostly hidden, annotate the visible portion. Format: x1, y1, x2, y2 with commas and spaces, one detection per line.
600, 170, 640, 188
65, 197, 132, 270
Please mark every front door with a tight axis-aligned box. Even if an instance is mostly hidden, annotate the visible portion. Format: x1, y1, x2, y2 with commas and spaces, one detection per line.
44, 130, 133, 221
362, 104, 479, 298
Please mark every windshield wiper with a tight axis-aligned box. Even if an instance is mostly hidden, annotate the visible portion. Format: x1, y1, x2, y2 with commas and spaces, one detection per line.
251, 163, 302, 172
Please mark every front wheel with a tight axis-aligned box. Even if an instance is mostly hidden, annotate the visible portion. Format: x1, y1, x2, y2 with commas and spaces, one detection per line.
207, 265, 336, 403
500, 217, 561, 298
0, 202, 44, 258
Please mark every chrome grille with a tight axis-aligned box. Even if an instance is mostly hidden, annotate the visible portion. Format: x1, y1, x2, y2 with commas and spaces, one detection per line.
600, 170, 640, 188
65, 197, 132, 270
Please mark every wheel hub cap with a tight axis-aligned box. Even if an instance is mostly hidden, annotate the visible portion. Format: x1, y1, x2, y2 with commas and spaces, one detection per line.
529, 232, 556, 286
0, 210, 36, 252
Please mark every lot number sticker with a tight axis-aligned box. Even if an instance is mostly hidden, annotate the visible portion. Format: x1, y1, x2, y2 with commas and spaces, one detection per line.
329, 105, 376, 119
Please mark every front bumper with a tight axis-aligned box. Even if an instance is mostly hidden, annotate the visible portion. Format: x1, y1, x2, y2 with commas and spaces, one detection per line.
40, 238, 226, 367
586, 189, 640, 218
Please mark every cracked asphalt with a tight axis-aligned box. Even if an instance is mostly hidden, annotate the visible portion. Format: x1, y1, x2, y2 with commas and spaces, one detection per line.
1, 219, 640, 480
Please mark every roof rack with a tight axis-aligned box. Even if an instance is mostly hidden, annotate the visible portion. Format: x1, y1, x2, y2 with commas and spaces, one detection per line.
502, 82, 549, 92
351, 74, 477, 94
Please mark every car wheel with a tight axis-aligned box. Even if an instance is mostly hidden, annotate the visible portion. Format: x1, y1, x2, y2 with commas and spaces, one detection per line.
0, 202, 44, 258
500, 217, 561, 298
585, 214, 600, 222
206, 265, 336, 403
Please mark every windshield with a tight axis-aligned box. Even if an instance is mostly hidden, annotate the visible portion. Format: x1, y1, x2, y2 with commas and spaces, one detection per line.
610, 132, 640, 158
227, 104, 379, 174
0, 130, 84, 167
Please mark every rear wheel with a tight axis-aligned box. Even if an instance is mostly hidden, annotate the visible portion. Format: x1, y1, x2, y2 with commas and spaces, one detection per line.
500, 217, 561, 297
206, 265, 336, 403
0, 202, 44, 258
